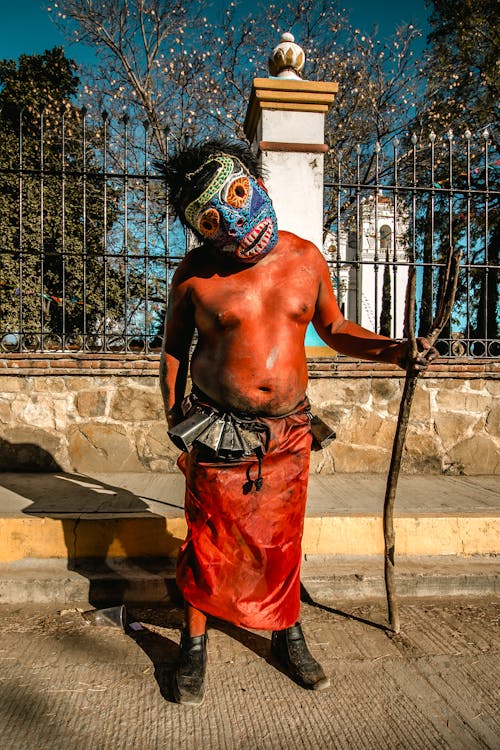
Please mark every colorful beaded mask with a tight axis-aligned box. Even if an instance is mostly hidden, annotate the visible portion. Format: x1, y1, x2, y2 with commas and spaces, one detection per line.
183, 155, 278, 263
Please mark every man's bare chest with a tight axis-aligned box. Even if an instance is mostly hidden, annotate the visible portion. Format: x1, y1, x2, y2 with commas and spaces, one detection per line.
190, 271, 318, 330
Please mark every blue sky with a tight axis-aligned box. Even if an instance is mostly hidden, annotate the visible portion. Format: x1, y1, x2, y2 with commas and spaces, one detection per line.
2, 1, 431, 67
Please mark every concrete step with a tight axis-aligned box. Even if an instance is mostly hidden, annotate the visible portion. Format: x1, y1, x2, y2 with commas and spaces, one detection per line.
0, 555, 498, 605
0, 472, 498, 563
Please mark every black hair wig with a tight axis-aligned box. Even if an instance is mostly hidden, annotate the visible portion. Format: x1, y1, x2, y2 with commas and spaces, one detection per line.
156, 138, 262, 224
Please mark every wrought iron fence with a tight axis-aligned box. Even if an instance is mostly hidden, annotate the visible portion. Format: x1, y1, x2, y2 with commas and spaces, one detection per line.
0, 108, 186, 354
324, 129, 499, 358
0, 109, 498, 357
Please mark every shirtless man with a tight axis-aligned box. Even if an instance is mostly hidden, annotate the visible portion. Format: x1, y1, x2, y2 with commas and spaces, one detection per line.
160, 140, 435, 706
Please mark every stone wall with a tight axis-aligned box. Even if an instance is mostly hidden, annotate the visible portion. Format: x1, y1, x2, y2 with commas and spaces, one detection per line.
0, 354, 498, 475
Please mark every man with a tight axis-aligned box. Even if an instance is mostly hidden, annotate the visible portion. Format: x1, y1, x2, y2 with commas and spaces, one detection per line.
159, 139, 435, 706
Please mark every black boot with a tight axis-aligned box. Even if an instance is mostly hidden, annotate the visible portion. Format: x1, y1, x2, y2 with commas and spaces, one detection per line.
172, 631, 207, 706
271, 622, 330, 690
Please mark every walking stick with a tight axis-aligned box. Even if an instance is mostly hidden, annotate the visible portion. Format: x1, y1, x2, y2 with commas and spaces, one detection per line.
383, 246, 461, 633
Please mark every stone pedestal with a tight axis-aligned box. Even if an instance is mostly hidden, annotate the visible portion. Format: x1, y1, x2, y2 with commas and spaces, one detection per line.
244, 77, 338, 249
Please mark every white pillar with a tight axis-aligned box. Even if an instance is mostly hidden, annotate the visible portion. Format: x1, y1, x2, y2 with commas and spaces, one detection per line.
244, 37, 337, 250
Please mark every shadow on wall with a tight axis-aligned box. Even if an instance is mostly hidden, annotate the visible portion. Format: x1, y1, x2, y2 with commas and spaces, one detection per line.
0, 437, 184, 608
0, 436, 62, 471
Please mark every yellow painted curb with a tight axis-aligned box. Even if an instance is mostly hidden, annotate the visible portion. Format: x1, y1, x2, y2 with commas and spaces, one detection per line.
301, 516, 500, 556
0, 517, 187, 562
0, 515, 499, 562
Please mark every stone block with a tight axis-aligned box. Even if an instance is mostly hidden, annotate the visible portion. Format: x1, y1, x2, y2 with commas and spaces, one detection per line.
68, 423, 144, 473
33, 376, 68, 392
309, 447, 335, 474
0, 377, 22, 392
76, 390, 108, 417
380, 381, 431, 419
149, 458, 177, 472
436, 389, 489, 413
53, 399, 73, 432
308, 378, 371, 407
345, 407, 396, 449
0, 426, 63, 470
468, 381, 487, 391
464, 393, 492, 413
410, 385, 432, 422
109, 386, 164, 421
434, 411, 480, 447
11, 396, 56, 430
136, 423, 179, 471
486, 404, 500, 438
485, 381, 500, 396
370, 378, 401, 405
447, 435, 500, 475
65, 377, 100, 391
312, 405, 348, 434
0, 399, 12, 423
401, 432, 443, 473
431, 378, 462, 390
332, 442, 390, 473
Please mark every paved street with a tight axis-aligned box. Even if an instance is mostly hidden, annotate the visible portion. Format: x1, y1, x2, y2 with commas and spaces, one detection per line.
1, 597, 498, 749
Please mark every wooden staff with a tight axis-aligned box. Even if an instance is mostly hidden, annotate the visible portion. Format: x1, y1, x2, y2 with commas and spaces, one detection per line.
383, 246, 461, 633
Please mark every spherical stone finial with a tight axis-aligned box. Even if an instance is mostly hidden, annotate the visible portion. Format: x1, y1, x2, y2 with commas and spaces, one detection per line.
268, 32, 305, 79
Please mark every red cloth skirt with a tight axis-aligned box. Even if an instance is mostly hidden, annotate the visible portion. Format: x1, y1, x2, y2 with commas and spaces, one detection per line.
176, 408, 312, 630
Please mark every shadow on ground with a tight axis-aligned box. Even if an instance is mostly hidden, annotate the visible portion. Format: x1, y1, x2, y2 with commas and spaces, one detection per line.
0, 438, 183, 609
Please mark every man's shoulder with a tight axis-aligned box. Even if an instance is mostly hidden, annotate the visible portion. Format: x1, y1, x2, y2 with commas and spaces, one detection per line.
275, 231, 325, 261
172, 245, 212, 283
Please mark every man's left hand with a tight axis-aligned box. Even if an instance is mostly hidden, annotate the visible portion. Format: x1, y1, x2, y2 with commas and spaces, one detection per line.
394, 337, 439, 372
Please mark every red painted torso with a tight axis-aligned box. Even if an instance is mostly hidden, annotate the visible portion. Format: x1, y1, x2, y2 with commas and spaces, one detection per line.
181, 232, 320, 414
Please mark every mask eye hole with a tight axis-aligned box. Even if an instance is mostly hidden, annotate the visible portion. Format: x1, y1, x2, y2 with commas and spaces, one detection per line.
198, 207, 219, 237
226, 176, 250, 208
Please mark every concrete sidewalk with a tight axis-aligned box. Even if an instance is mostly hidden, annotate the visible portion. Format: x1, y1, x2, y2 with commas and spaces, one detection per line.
0, 472, 498, 559
0, 597, 498, 750
0, 471, 498, 605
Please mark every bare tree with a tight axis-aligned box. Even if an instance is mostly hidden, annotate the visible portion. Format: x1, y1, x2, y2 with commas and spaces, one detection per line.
52, 0, 425, 165
51, 0, 212, 154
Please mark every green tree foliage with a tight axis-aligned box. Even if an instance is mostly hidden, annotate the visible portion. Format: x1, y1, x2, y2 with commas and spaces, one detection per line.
412, 0, 499, 342
420, 0, 498, 134
0, 47, 125, 348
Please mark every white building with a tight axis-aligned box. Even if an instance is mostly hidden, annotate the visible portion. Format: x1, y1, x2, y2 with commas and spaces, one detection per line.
324, 196, 410, 338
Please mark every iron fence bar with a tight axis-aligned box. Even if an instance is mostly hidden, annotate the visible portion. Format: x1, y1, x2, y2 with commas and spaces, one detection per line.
483, 129, 490, 337
329, 258, 482, 268
123, 114, 129, 351
429, 132, 437, 327
61, 112, 67, 347
465, 129, 472, 340
2, 167, 497, 198
143, 119, 150, 352
335, 155, 342, 305
355, 145, 361, 324
0, 166, 167, 182
446, 130, 454, 338
410, 134, 418, 335
39, 108, 45, 349
102, 111, 109, 353
164, 127, 170, 315
322, 180, 497, 199
18, 108, 24, 346
373, 142, 380, 331
2, 247, 186, 262
82, 108, 88, 347
392, 137, 400, 338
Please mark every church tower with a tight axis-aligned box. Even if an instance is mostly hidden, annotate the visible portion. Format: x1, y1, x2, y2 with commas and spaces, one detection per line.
328, 196, 410, 339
